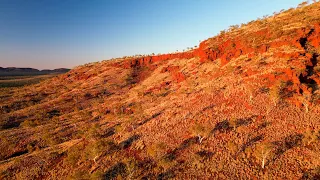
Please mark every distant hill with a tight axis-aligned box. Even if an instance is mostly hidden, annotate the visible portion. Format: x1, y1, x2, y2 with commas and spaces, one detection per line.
0, 67, 70, 76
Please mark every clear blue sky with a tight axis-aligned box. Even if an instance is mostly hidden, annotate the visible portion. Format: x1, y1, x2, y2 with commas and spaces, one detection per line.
0, 0, 303, 69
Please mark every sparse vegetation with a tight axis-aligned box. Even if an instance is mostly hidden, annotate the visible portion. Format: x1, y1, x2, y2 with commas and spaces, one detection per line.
302, 128, 319, 147
269, 80, 285, 106
229, 118, 237, 131
191, 122, 211, 144
147, 142, 167, 159
1, 1, 320, 179
253, 142, 274, 169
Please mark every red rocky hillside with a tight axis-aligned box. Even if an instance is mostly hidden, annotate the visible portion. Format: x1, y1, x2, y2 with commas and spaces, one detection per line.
1, 1, 320, 179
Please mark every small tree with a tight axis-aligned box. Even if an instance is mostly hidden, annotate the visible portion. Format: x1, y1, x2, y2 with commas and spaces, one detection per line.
227, 141, 238, 156
298, 1, 308, 8
302, 128, 319, 146
253, 142, 274, 169
146, 142, 167, 159
85, 139, 114, 164
229, 25, 239, 32
191, 122, 211, 144
87, 123, 100, 139
269, 80, 285, 106
114, 124, 124, 133
220, 30, 226, 36
245, 83, 254, 104
124, 158, 138, 179
229, 118, 237, 131
298, 91, 312, 113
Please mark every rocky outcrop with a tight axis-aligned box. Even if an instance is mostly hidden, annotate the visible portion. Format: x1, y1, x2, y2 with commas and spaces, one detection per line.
107, 23, 320, 93
114, 24, 320, 72
161, 65, 185, 83
120, 51, 195, 69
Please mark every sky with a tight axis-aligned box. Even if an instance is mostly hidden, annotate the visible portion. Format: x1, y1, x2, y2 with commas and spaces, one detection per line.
0, 0, 304, 69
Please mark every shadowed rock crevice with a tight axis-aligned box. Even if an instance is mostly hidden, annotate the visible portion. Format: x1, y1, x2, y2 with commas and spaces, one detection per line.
238, 135, 264, 156
162, 137, 198, 162
6, 150, 28, 160
211, 116, 255, 134
104, 162, 127, 179
266, 134, 303, 167
211, 120, 231, 134
298, 29, 319, 93
157, 169, 175, 180
137, 111, 162, 127
302, 167, 320, 180
101, 124, 120, 138
119, 135, 140, 149
196, 150, 214, 159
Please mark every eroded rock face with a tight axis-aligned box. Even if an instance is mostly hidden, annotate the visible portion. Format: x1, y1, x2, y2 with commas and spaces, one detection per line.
115, 23, 320, 75
161, 65, 185, 83
97, 21, 320, 105
69, 23, 320, 98
107, 23, 320, 107
120, 52, 194, 69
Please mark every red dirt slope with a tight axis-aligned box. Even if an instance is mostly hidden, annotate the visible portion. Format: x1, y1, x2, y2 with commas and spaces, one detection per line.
1, 1, 320, 180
